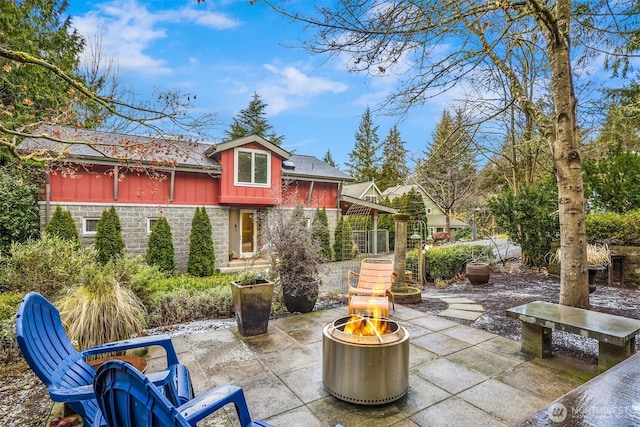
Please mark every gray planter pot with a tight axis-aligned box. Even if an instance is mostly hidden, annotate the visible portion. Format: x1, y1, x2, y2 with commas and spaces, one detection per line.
231, 279, 274, 336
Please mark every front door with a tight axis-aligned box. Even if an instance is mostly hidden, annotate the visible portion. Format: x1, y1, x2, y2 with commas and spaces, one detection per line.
239, 209, 257, 258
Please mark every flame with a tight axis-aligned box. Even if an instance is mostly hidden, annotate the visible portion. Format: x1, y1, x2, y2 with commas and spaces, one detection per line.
343, 300, 391, 336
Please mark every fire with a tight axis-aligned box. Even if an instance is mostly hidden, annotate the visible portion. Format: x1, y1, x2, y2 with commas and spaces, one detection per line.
343, 301, 391, 336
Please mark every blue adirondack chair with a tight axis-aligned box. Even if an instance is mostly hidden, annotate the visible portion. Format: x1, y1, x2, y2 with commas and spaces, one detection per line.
15, 292, 194, 427
94, 360, 275, 427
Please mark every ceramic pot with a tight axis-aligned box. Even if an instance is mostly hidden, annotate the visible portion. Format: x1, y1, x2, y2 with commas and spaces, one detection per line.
588, 266, 605, 293
231, 279, 274, 336
466, 263, 491, 285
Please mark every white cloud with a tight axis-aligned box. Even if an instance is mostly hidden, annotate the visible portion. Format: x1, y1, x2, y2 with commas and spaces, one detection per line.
72, 0, 241, 76
258, 63, 348, 115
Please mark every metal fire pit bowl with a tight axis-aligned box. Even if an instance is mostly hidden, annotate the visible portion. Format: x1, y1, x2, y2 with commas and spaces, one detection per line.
322, 315, 410, 405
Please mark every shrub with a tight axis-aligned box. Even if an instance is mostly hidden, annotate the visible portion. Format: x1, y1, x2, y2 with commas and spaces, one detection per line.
187, 207, 216, 277
95, 206, 125, 265
101, 252, 166, 308
0, 167, 40, 255
44, 206, 79, 245
0, 291, 24, 321
0, 234, 97, 299
146, 217, 175, 273
147, 287, 234, 327
489, 180, 559, 266
424, 244, 492, 280
145, 273, 237, 327
312, 207, 332, 261
333, 217, 355, 261
586, 210, 640, 245
56, 270, 145, 352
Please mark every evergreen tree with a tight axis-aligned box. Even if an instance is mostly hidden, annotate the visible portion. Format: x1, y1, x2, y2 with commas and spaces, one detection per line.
345, 107, 381, 182
45, 206, 79, 245
95, 206, 124, 265
0, 167, 40, 254
187, 207, 216, 277
224, 92, 284, 145
146, 216, 175, 273
0, 0, 85, 132
378, 125, 409, 191
333, 217, 345, 261
417, 109, 477, 234
312, 207, 332, 261
323, 149, 337, 168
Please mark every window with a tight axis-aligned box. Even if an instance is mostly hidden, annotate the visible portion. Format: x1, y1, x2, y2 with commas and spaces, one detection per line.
235, 148, 270, 187
82, 218, 99, 235
147, 218, 159, 234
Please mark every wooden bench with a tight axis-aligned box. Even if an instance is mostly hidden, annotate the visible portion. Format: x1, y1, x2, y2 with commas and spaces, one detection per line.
506, 301, 640, 373
513, 352, 640, 426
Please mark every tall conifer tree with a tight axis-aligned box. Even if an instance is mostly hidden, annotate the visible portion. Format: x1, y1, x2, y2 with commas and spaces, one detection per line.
224, 92, 284, 145
378, 125, 409, 191
345, 107, 380, 183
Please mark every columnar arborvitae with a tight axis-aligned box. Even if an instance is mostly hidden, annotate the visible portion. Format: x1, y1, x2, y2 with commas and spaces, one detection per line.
146, 216, 175, 273
312, 207, 332, 261
341, 218, 356, 260
187, 207, 216, 277
333, 217, 344, 261
44, 205, 79, 246
95, 206, 125, 265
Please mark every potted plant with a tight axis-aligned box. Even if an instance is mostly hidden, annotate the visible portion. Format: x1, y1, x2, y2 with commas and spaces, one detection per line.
263, 203, 322, 314
465, 247, 494, 285
231, 256, 274, 336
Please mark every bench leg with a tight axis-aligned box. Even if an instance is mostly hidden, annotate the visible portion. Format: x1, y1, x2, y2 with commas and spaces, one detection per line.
599, 337, 636, 373
520, 322, 552, 358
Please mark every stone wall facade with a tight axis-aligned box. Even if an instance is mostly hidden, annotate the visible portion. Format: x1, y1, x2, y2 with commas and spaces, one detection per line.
39, 202, 229, 273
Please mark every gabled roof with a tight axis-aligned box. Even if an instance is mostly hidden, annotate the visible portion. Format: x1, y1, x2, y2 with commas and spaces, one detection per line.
342, 181, 382, 199
381, 183, 445, 211
204, 134, 290, 159
282, 154, 354, 183
19, 125, 222, 172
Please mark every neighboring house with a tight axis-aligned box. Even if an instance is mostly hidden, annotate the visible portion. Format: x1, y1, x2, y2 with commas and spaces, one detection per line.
20, 125, 354, 271
341, 181, 383, 203
381, 184, 468, 236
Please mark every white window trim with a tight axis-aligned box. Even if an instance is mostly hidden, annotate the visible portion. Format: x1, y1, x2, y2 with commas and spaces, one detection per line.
82, 218, 99, 236
147, 218, 159, 234
234, 147, 271, 187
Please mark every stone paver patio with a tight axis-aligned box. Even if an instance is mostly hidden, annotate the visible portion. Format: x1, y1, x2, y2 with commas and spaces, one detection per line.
146, 303, 597, 427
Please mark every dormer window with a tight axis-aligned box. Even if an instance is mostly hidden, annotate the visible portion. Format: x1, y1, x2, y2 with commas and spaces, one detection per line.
235, 148, 270, 187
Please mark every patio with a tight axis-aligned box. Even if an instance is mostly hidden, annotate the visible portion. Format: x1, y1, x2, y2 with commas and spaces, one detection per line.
145, 303, 597, 427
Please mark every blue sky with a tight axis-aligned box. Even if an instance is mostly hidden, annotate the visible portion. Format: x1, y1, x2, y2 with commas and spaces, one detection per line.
65, 0, 451, 170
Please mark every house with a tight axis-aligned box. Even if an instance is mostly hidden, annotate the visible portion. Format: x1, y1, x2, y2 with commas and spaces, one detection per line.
381, 184, 468, 236
20, 125, 354, 271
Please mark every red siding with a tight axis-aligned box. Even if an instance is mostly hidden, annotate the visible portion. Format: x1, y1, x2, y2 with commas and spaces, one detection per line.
172, 172, 219, 205
218, 143, 282, 205
49, 165, 220, 205
49, 166, 114, 202
282, 180, 339, 208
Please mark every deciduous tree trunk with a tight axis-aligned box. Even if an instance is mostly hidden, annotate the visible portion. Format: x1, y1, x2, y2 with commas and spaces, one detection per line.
545, 0, 589, 308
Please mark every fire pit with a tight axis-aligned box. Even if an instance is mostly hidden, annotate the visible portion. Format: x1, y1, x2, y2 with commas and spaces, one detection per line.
322, 314, 409, 405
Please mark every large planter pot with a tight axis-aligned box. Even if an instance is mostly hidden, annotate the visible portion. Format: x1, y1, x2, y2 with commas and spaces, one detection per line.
466, 263, 491, 285
231, 279, 274, 336
283, 277, 319, 314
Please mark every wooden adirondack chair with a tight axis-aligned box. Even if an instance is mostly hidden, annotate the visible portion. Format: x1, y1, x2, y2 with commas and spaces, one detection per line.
94, 360, 274, 427
15, 292, 194, 427
347, 258, 397, 317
